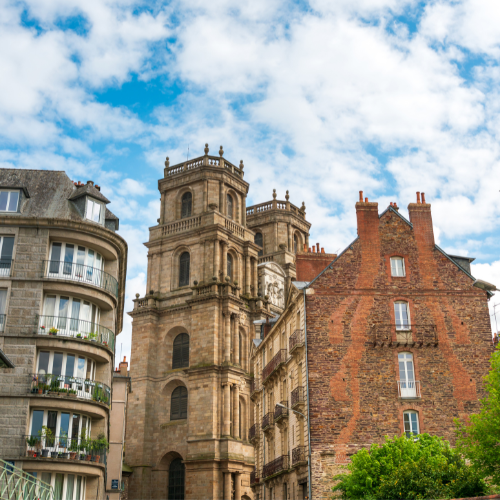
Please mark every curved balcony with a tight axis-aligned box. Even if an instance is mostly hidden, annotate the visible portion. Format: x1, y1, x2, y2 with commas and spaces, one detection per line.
29, 373, 111, 407
292, 446, 307, 467
42, 260, 118, 298
24, 435, 107, 465
36, 315, 115, 353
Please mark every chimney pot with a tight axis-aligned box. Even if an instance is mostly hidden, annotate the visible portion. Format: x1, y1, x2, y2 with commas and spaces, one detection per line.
308, 247, 311, 253
316, 243, 320, 252
422, 193, 426, 203
365, 197, 368, 203
321, 247, 325, 253
303, 243, 307, 252
417, 192, 421, 204
359, 191, 363, 202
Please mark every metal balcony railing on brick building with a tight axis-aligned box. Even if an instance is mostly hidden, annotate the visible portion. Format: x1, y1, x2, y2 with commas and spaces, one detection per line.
262, 412, 274, 431
289, 329, 304, 353
370, 323, 437, 347
397, 380, 421, 399
250, 470, 260, 486
291, 386, 306, 408
248, 424, 259, 442
250, 378, 261, 397
262, 455, 289, 479
292, 446, 307, 466
274, 401, 288, 422
262, 349, 287, 382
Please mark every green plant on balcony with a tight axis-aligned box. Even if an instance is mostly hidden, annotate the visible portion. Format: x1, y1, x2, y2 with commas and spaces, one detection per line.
76, 333, 82, 338
38, 426, 55, 449
48, 327, 58, 335
26, 436, 40, 447
89, 331, 97, 342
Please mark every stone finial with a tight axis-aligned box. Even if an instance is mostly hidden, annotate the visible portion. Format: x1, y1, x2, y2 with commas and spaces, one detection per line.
239, 160, 244, 170
135, 293, 140, 298
301, 201, 306, 211
219, 145, 224, 157
273, 189, 277, 200
164, 156, 170, 168
285, 190, 289, 201
204, 143, 209, 155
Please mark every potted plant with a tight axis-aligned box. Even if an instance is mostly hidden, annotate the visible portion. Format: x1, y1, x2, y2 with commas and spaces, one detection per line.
89, 332, 97, 342
91, 433, 108, 463
38, 426, 54, 458
58, 432, 69, 459
68, 389, 77, 398
69, 437, 79, 459
48, 327, 58, 336
80, 431, 91, 461
26, 436, 40, 457
76, 333, 82, 339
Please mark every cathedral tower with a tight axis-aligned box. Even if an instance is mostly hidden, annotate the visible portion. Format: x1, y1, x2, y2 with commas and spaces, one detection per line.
126, 145, 310, 500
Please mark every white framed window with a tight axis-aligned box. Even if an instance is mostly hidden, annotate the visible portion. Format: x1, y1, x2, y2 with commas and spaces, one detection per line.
398, 353, 417, 398
394, 301, 411, 330
25, 472, 86, 500
85, 198, 102, 224
0, 236, 14, 276
41, 294, 100, 338
390, 257, 405, 277
403, 410, 419, 438
36, 351, 95, 381
0, 190, 20, 212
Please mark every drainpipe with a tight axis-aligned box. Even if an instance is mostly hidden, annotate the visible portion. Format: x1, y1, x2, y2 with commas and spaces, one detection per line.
263, 383, 266, 500
303, 288, 313, 500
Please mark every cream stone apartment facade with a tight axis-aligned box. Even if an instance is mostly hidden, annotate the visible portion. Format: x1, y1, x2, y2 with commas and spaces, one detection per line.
125, 145, 311, 500
0, 169, 127, 499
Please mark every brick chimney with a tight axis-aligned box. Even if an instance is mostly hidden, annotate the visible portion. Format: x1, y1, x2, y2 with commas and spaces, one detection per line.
356, 191, 380, 242
119, 356, 128, 376
296, 241, 337, 281
407, 191, 434, 248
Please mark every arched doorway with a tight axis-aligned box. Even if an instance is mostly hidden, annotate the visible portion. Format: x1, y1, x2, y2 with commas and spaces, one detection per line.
169, 458, 185, 500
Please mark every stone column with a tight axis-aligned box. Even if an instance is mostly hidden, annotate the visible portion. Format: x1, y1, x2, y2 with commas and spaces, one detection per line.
224, 312, 231, 363
233, 383, 240, 438
245, 255, 251, 295
235, 473, 241, 499
222, 241, 228, 280
242, 195, 247, 226
287, 223, 292, 251
233, 314, 240, 365
214, 240, 220, 279
252, 259, 258, 296
223, 472, 232, 500
159, 191, 165, 224
223, 383, 231, 436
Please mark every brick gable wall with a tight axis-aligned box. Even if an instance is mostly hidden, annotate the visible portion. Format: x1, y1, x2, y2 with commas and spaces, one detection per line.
306, 199, 494, 499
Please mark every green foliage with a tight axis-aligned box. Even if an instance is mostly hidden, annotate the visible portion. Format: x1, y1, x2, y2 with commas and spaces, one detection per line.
332, 434, 488, 499
456, 344, 500, 486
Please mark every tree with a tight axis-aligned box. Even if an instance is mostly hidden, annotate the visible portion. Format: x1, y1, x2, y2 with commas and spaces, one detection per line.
456, 344, 500, 486
332, 434, 487, 499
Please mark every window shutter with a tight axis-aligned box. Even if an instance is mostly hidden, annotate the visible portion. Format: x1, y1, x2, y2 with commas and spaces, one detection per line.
181, 192, 192, 219
181, 341, 189, 367
173, 333, 189, 369
179, 253, 190, 287
171, 390, 181, 420
180, 387, 188, 419
173, 343, 183, 369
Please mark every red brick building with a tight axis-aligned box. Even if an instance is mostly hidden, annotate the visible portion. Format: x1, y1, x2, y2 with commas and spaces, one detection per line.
303, 192, 495, 498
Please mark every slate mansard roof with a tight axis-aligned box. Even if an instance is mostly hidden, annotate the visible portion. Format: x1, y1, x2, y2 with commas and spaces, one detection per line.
0, 169, 119, 229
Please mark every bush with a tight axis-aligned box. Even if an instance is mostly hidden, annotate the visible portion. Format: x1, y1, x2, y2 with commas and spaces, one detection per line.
332, 434, 488, 500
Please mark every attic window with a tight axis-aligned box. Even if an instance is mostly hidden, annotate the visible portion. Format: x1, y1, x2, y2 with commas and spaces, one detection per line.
0, 190, 20, 212
86, 198, 102, 224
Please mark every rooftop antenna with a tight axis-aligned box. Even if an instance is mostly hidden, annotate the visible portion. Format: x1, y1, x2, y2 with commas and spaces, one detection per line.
187, 144, 190, 161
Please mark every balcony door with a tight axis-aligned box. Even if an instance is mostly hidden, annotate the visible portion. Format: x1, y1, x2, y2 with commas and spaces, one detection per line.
398, 352, 416, 398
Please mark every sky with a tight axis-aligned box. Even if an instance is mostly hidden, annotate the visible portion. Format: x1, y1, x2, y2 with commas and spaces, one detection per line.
1, 0, 499, 366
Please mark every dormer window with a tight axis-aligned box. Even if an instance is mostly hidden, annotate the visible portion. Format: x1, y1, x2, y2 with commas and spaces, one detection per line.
86, 198, 102, 224
0, 190, 20, 212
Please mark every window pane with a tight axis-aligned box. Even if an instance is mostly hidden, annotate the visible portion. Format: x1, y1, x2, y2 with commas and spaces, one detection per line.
31, 410, 44, 437
58, 297, 69, 330
0, 289, 6, 315
1, 237, 14, 261
0, 192, 8, 211
52, 353, 63, 376
63, 245, 74, 274
411, 412, 419, 434
8, 191, 19, 212
41, 473, 51, 486
75, 476, 82, 500
54, 474, 64, 500
65, 355, 75, 377
47, 411, 57, 438
71, 414, 80, 441
70, 299, 80, 331
44, 295, 56, 317
38, 351, 50, 375
66, 475, 75, 500
93, 203, 101, 222
60, 413, 70, 445
50, 243, 62, 273
77, 357, 85, 378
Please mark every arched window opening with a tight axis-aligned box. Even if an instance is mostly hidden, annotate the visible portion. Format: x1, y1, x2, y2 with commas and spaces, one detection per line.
398, 352, 417, 398
403, 410, 419, 438
227, 254, 233, 280
168, 458, 185, 500
173, 333, 189, 369
254, 232, 263, 257
294, 234, 299, 253
391, 257, 405, 277
179, 252, 190, 287
394, 301, 410, 330
170, 386, 188, 420
227, 194, 233, 220
181, 192, 192, 219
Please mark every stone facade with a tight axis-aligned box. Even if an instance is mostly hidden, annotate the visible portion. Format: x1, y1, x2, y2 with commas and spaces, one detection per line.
125, 146, 311, 500
0, 171, 127, 499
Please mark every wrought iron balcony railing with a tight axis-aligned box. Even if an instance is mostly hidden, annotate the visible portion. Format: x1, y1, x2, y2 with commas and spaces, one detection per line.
262, 349, 287, 382
24, 435, 107, 464
289, 329, 304, 353
248, 424, 258, 442
262, 455, 289, 478
292, 446, 307, 466
0, 458, 53, 500
370, 323, 437, 346
36, 315, 115, 352
0, 314, 5, 333
291, 386, 306, 407
29, 373, 111, 406
250, 470, 260, 486
250, 378, 262, 396
397, 380, 421, 399
0, 259, 13, 277
262, 412, 274, 431
274, 401, 288, 421
42, 260, 118, 298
